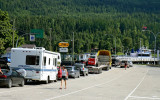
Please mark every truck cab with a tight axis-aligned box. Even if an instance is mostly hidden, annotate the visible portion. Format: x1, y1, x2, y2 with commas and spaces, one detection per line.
87, 55, 98, 66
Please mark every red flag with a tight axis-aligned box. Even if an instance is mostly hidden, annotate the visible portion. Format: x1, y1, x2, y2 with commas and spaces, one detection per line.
142, 26, 147, 30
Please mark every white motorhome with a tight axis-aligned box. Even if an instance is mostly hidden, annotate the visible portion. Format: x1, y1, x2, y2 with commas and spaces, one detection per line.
79, 53, 90, 62
53, 52, 61, 67
10, 47, 59, 83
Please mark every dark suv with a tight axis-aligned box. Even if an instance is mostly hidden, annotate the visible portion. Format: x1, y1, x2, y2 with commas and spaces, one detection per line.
112, 59, 121, 67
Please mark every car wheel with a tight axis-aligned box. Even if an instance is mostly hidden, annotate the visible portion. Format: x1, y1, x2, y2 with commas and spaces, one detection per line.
86, 73, 88, 76
78, 74, 80, 78
19, 79, 24, 87
7, 79, 12, 88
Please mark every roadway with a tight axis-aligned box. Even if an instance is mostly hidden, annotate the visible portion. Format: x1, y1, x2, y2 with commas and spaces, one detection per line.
0, 65, 160, 100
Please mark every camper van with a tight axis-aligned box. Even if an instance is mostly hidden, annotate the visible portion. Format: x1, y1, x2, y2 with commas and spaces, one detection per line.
10, 47, 59, 84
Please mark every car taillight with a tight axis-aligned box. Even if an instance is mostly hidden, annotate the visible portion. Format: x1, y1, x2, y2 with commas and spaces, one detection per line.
0, 75, 7, 78
36, 71, 39, 73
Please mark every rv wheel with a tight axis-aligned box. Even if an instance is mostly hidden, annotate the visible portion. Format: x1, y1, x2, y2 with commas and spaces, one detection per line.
44, 77, 49, 84
54, 75, 58, 82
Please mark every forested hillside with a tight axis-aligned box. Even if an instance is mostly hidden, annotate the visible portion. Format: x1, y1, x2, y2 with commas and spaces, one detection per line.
1, 0, 160, 16
0, 0, 160, 54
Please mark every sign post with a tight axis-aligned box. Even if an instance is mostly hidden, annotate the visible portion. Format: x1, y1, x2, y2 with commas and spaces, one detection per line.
30, 35, 35, 41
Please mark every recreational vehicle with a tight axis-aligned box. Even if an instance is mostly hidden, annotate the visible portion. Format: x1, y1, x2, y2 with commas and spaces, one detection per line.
10, 47, 59, 84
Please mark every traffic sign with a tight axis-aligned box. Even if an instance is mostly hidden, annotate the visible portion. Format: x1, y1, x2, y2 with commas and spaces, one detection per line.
30, 35, 35, 41
58, 42, 69, 47
30, 29, 44, 38
59, 48, 68, 52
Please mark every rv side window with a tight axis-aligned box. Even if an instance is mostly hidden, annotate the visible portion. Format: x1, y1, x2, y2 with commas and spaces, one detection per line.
58, 56, 60, 59
55, 58, 57, 66
49, 58, 50, 65
43, 57, 46, 66
26, 56, 39, 65
80, 55, 83, 59
53, 58, 55, 66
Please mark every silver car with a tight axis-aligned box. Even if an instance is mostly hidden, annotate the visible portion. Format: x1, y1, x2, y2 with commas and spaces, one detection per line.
128, 61, 133, 67
65, 66, 80, 78
74, 63, 89, 76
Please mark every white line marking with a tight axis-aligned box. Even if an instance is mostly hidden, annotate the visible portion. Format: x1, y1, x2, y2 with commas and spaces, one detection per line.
124, 69, 149, 100
46, 70, 131, 100
130, 96, 160, 100
0, 72, 97, 94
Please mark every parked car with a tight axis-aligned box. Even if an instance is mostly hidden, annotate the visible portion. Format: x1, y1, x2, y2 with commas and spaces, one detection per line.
65, 66, 80, 78
120, 60, 129, 68
128, 61, 133, 67
57, 66, 68, 80
0, 61, 25, 88
74, 63, 88, 76
112, 59, 121, 67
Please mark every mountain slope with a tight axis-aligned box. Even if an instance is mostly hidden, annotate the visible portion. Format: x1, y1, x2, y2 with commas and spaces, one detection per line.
0, 0, 160, 16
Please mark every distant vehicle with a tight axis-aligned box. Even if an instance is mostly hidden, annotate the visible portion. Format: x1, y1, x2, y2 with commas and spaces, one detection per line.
120, 60, 129, 68
74, 63, 88, 76
65, 66, 80, 78
57, 66, 68, 80
87, 50, 112, 74
0, 63, 24, 88
61, 61, 75, 66
87, 54, 98, 66
78, 53, 90, 64
128, 61, 133, 67
112, 59, 121, 67
10, 47, 58, 84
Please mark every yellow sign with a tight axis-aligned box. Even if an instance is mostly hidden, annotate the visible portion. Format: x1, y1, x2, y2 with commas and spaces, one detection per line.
58, 42, 69, 47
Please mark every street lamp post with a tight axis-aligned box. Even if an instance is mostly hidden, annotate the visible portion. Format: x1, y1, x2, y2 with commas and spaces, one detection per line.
142, 30, 160, 65
105, 34, 116, 55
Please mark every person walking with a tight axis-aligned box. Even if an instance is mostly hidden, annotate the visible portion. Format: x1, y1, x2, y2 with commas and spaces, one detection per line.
60, 65, 68, 89
125, 62, 127, 70
0, 67, 3, 74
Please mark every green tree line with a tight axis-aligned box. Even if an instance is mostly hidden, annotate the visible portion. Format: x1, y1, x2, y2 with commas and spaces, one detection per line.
0, 0, 160, 54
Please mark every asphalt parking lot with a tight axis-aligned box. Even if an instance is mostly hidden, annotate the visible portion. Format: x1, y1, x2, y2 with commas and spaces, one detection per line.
0, 65, 160, 100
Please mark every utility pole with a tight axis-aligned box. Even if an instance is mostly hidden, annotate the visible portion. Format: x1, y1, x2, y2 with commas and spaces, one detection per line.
49, 28, 52, 51
72, 32, 74, 65
12, 19, 15, 48
115, 38, 116, 55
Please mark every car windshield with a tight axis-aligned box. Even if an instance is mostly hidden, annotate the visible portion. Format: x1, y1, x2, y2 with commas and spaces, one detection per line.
65, 67, 73, 71
90, 56, 95, 58
122, 61, 127, 63
75, 64, 83, 68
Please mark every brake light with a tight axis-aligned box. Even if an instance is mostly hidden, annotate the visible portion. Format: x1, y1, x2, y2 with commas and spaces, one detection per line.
36, 71, 39, 73
0, 75, 7, 78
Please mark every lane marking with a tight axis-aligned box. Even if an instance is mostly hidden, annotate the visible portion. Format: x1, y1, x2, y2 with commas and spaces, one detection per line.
130, 96, 160, 100
45, 69, 132, 100
0, 70, 100, 94
124, 69, 149, 100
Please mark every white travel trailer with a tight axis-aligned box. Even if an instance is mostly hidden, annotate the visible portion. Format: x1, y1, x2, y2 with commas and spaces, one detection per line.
10, 47, 59, 83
